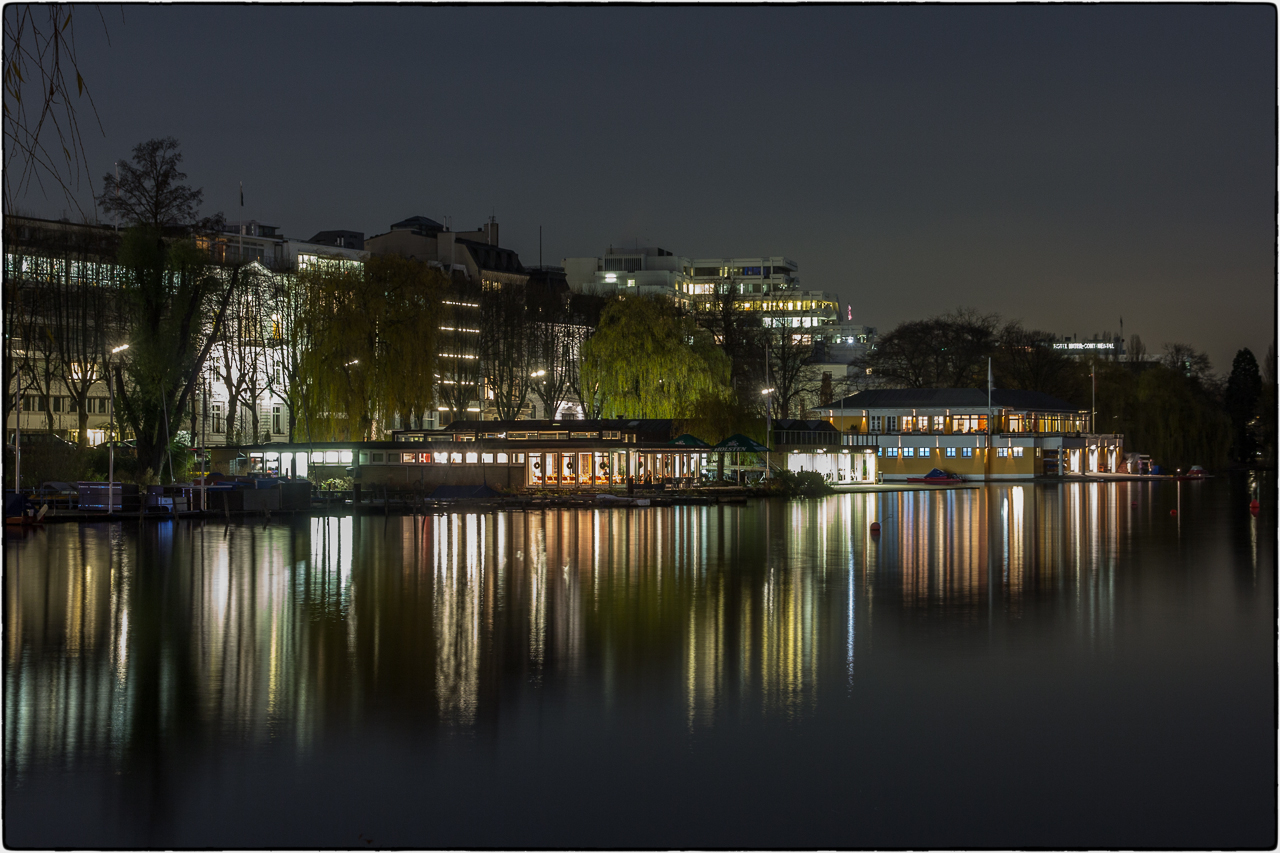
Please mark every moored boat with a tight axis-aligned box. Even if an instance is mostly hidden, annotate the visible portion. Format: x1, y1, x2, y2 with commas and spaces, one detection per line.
907, 468, 964, 484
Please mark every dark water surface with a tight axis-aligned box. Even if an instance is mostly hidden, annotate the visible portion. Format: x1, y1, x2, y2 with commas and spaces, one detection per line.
4, 476, 1274, 848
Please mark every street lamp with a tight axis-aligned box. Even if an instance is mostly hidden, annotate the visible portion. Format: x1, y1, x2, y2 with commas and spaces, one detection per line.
106, 344, 129, 514
762, 388, 775, 480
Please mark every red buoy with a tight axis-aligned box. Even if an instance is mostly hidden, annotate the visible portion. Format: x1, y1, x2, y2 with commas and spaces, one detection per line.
1250, 499, 1260, 516
870, 521, 881, 533
1169, 509, 1177, 516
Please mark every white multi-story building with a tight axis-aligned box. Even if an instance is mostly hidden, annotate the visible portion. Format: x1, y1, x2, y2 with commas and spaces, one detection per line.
4, 216, 367, 450
563, 249, 842, 333
564, 246, 691, 298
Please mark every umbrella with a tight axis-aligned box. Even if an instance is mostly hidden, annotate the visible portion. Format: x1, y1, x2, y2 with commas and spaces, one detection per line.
668, 433, 711, 447
711, 434, 770, 453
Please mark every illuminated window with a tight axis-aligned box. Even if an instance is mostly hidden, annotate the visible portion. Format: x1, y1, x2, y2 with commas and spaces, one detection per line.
902, 447, 913, 457
963, 447, 973, 457
497, 452, 509, 463
450, 452, 463, 464
997, 448, 1008, 458
339, 451, 354, 464
886, 448, 898, 457
465, 452, 478, 464
481, 453, 493, 464
945, 447, 956, 457
1013, 447, 1024, 457
434, 452, 448, 464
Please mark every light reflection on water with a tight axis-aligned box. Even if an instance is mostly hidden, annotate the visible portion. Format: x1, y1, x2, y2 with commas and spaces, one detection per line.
3, 477, 1273, 847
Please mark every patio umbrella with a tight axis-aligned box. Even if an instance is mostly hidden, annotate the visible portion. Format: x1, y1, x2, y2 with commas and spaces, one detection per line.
668, 433, 711, 447
711, 434, 770, 484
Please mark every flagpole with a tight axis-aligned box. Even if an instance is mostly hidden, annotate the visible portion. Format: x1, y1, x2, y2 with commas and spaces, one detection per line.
987, 357, 993, 482
238, 181, 243, 264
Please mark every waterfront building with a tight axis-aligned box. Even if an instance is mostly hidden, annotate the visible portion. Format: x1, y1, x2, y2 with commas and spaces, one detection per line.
813, 388, 1123, 480
773, 419, 868, 483
210, 418, 712, 492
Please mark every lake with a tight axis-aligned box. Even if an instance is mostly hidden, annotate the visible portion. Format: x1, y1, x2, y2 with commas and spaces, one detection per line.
4, 475, 1274, 848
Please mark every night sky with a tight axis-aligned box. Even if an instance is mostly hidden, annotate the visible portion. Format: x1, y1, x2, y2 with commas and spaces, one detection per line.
13, 4, 1275, 374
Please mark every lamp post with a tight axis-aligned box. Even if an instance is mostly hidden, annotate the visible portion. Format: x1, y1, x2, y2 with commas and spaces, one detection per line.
106, 344, 129, 514
530, 370, 546, 420
762, 387, 774, 480
13, 365, 21, 495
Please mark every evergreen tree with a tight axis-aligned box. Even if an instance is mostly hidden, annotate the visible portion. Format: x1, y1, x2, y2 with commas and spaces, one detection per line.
1224, 348, 1262, 464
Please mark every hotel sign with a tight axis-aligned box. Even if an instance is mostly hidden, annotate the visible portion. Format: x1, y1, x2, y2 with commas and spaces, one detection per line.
1053, 342, 1114, 350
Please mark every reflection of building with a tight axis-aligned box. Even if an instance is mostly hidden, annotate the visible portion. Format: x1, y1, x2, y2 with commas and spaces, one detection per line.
815, 388, 1123, 480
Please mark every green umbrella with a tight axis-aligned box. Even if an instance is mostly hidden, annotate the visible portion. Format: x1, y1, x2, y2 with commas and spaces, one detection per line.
712, 434, 770, 453
668, 433, 711, 447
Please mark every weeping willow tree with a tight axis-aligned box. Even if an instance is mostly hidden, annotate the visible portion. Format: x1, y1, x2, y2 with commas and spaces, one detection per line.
296, 254, 444, 441
580, 295, 731, 419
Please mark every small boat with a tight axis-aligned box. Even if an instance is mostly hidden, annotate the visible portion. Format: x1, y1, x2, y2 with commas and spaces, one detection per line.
1174, 465, 1211, 480
5, 504, 47, 528
908, 468, 964, 484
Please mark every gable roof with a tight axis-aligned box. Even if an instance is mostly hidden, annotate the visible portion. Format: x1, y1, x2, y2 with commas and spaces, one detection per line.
830, 388, 1081, 412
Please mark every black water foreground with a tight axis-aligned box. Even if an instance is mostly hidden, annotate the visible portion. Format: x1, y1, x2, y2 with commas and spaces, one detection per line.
4, 475, 1274, 849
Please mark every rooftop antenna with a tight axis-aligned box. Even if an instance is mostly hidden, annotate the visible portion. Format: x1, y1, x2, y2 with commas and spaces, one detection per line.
539, 225, 542, 267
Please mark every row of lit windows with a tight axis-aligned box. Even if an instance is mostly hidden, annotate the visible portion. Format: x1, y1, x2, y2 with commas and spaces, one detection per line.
879, 446, 1026, 458
860, 414, 1084, 434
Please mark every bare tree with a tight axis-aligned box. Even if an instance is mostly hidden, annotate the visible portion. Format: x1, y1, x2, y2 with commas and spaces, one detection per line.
993, 322, 1080, 400
1161, 342, 1213, 383
693, 279, 767, 403
563, 324, 598, 418
478, 286, 531, 421
207, 265, 275, 444
864, 308, 999, 388
98, 137, 212, 231
769, 330, 820, 419
47, 242, 118, 446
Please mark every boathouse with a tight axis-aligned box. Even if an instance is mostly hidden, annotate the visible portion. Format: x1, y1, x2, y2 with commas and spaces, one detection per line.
208, 419, 719, 492
813, 389, 1123, 481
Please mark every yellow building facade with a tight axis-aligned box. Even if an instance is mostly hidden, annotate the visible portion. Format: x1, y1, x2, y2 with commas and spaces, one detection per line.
815, 388, 1123, 482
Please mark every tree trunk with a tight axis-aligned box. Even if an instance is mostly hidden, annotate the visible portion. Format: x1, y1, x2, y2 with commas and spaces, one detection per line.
77, 402, 89, 449
225, 397, 238, 445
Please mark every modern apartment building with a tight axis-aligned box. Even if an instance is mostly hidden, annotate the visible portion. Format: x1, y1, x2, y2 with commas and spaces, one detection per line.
563, 248, 841, 333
